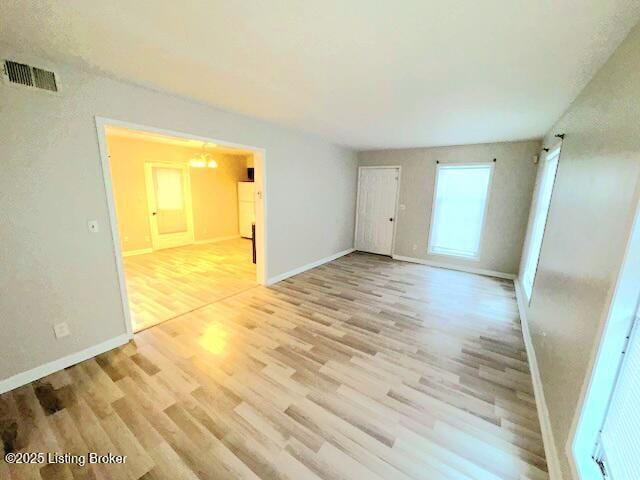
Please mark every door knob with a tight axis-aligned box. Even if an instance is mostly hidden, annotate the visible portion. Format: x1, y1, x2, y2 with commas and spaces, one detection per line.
152, 212, 157, 216
389, 218, 394, 222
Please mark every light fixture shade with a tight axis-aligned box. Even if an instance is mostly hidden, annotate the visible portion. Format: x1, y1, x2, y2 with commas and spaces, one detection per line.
189, 158, 206, 168
189, 146, 218, 169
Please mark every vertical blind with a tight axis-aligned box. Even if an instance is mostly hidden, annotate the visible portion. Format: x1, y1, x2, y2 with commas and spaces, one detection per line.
521, 147, 560, 299
153, 167, 188, 235
599, 315, 640, 479
428, 164, 493, 258
154, 167, 184, 210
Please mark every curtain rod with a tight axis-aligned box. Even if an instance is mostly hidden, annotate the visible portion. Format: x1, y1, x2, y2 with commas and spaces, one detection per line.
435, 158, 497, 164
542, 133, 566, 152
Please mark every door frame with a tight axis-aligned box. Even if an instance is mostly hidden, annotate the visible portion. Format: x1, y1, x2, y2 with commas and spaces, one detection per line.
144, 162, 195, 250
94, 116, 268, 337
353, 166, 402, 256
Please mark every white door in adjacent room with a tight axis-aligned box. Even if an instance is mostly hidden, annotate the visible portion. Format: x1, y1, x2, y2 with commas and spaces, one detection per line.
144, 163, 194, 250
355, 167, 400, 255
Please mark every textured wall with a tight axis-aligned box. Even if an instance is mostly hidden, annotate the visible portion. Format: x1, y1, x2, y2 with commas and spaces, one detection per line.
0, 44, 357, 383
519, 23, 640, 480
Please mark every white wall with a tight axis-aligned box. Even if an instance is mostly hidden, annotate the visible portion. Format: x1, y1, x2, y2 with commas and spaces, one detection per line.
518, 23, 640, 480
358, 140, 540, 275
0, 44, 357, 384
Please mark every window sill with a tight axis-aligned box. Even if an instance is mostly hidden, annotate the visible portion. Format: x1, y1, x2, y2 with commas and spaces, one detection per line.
428, 250, 481, 262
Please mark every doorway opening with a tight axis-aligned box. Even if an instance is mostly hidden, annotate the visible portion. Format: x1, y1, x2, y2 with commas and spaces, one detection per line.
96, 118, 266, 333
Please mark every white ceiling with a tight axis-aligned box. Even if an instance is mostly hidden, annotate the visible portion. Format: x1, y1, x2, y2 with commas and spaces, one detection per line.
3, 1, 640, 149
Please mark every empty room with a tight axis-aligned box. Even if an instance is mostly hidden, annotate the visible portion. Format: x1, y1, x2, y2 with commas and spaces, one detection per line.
1, 2, 639, 480
104, 125, 259, 331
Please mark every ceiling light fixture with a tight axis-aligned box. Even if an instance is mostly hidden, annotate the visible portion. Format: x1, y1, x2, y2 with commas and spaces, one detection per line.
189, 143, 218, 169
189, 158, 207, 168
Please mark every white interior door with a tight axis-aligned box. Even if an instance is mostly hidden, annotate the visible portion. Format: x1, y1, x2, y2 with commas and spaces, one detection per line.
145, 163, 194, 250
355, 167, 399, 255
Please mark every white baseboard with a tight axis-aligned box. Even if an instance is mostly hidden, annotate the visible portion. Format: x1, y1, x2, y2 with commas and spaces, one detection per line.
391, 254, 516, 280
122, 248, 153, 257
194, 234, 241, 245
267, 248, 355, 285
122, 235, 242, 255
514, 278, 563, 480
0, 333, 132, 394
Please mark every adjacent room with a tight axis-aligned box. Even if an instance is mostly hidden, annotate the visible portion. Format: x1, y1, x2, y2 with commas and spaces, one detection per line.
1, 2, 640, 480
104, 126, 259, 331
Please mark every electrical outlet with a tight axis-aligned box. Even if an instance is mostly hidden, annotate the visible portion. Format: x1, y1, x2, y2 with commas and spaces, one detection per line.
53, 322, 70, 339
88, 220, 99, 233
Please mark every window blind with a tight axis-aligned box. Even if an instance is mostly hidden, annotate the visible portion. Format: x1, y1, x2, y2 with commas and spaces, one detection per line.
598, 315, 640, 479
428, 164, 493, 258
154, 167, 184, 210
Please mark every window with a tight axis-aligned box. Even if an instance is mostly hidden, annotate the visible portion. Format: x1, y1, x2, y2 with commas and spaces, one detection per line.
428, 163, 493, 259
154, 167, 184, 210
521, 147, 560, 300
596, 312, 640, 479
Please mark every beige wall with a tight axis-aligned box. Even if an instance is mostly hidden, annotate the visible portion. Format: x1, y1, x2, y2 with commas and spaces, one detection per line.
190, 156, 248, 242
0, 43, 357, 385
358, 140, 540, 275
520, 23, 640, 479
107, 135, 247, 251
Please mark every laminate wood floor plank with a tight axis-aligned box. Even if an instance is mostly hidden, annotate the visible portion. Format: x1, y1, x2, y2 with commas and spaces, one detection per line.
123, 239, 256, 331
2, 252, 548, 479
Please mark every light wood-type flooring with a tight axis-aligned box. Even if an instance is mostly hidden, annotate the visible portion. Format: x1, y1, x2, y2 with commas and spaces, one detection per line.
123, 238, 256, 331
0, 252, 548, 480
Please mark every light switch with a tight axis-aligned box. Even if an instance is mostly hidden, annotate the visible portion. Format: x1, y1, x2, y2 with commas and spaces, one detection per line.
399, 204, 406, 211
88, 220, 99, 233
53, 322, 70, 339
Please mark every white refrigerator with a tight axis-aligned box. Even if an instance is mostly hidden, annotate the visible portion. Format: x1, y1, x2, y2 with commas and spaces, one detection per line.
238, 182, 255, 238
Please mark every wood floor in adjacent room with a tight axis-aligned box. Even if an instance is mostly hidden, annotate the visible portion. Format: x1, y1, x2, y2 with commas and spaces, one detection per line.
0, 253, 548, 480
124, 238, 256, 331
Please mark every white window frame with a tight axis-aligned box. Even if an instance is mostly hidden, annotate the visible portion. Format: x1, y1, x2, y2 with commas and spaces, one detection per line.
594, 311, 640, 479
566, 195, 640, 480
521, 146, 561, 302
427, 162, 495, 260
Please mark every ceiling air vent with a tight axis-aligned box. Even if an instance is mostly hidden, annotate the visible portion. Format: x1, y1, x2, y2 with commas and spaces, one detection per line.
3, 60, 59, 92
